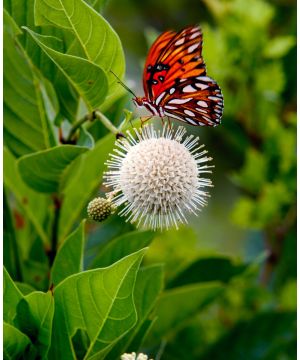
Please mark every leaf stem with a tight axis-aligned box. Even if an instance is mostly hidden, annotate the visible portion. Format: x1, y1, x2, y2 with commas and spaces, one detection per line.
65, 114, 92, 143
94, 110, 119, 135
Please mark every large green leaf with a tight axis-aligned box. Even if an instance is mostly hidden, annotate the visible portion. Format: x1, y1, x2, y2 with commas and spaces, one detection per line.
105, 265, 164, 359
18, 145, 88, 193
3, 267, 23, 324
167, 257, 247, 288
4, 148, 49, 246
50, 220, 85, 286
3, 322, 31, 359
3, 10, 56, 157
147, 282, 223, 344
24, 28, 109, 111
34, 0, 125, 90
14, 291, 54, 359
91, 230, 155, 268
49, 248, 147, 359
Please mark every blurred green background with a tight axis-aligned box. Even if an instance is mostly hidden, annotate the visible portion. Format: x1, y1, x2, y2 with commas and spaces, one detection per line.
93, 0, 296, 357
4, 0, 296, 358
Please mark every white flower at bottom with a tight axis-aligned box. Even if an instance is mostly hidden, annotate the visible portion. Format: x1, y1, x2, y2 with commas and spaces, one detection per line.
104, 125, 213, 230
120, 352, 152, 360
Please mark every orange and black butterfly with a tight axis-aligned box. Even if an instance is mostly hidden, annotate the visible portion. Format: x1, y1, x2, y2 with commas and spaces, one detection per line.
132, 25, 223, 126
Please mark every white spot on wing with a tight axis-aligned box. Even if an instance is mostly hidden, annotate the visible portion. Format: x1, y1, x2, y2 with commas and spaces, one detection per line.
169, 88, 175, 94
190, 32, 201, 39
183, 85, 196, 93
196, 76, 214, 82
195, 83, 209, 90
184, 109, 195, 117
175, 38, 185, 46
169, 98, 192, 104
164, 105, 178, 110
188, 43, 199, 53
155, 91, 166, 106
164, 111, 185, 122
185, 118, 198, 125
208, 96, 222, 101
197, 100, 208, 108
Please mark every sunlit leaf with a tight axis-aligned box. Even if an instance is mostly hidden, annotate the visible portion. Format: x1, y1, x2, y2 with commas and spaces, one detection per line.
24, 28, 109, 111
49, 248, 147, 359
34, 0, 125, 91
106, 264, 163, 358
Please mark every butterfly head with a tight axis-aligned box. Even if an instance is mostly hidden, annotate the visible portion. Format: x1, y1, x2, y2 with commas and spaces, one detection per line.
133, 96, 147, 108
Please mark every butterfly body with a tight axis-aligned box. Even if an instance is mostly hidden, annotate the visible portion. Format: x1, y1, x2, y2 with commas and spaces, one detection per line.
134, 26, 224, 126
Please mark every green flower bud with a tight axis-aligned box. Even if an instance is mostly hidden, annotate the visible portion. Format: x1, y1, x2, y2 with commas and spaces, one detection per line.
87, 197, 112, 222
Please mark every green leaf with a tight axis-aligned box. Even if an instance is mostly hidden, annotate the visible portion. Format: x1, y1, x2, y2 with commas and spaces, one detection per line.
147, 282, 223, 344
18, 145, 88, 193
91, 230, 155, 268
167, 257, 247, 288
34, 0, 125, 90
4, 322, 31, 359
201, 312, 296, 360
24, 28, 109, 111
4, 10, 56, 157
49, 248, 147, 360
4, 147, 49, 245
15, 282, 36, 295
3, 267, 23, 324
263, 35, 296, 59
84, 0, 108, 13
4, 188, 22, 281
51, 220, 85, 286
15, 291, 54, 359
106, 264, 164, 359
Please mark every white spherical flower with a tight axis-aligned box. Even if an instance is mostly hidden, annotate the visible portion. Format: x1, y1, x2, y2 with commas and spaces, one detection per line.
104, 125, 213, 230
120, 352, 152, 360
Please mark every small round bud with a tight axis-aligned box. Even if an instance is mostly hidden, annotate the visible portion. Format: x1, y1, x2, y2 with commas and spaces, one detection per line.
87, 197, 112, 222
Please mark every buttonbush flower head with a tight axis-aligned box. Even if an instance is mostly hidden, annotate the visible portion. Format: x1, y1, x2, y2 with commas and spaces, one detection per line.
104, 125, 213, 230
87, 197, 113, 222
121, 352, 152, 360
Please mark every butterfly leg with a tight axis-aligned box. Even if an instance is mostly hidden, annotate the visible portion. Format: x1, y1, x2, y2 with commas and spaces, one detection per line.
167, 117, 171, 129
140, 116, 152, 128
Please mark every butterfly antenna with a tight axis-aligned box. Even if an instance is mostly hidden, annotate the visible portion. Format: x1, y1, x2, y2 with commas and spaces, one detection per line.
110, 70, 137, 97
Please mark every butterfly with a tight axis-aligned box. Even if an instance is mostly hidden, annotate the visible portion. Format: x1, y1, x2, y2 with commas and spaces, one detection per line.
132, 25, 223, 126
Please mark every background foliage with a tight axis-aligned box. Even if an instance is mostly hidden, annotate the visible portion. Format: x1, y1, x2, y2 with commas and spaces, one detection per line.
3, 0, 296, 359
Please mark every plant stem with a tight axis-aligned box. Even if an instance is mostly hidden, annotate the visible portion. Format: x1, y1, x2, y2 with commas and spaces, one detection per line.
65, 114, 92, 143
49, 194, 61, 266
94, 110, 119, 135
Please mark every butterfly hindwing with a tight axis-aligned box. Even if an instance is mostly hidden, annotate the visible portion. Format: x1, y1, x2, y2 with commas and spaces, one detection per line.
161, 76, 223, 126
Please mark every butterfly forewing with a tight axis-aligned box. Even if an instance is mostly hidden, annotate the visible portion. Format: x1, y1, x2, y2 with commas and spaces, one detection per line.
143, 26, 224, 126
